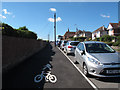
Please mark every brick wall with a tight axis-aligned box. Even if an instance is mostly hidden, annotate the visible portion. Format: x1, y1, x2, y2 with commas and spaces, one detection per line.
2, 36, 47, 72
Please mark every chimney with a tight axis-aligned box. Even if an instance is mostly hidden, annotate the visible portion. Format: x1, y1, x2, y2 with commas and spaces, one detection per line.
68, 28, 69, 32
102, 25, 105, 30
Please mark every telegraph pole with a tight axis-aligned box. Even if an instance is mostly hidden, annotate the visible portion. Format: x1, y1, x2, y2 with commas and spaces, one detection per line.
48, 34, 50, 42
54, 13, 56, 47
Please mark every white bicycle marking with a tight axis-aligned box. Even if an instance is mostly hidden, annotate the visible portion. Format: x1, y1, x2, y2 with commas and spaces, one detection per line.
34, 64, 57, 83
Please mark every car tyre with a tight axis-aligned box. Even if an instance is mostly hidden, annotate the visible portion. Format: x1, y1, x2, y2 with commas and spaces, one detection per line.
66, 50, 68, 55
83, 63, 89, 77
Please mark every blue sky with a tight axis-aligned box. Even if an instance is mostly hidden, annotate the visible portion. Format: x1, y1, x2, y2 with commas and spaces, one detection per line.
1, 2, 118, 41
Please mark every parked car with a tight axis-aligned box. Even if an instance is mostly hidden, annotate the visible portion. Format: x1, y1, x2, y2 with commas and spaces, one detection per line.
57, 41, 62, 47
64, 41, 80, 55
75, 41, 120, 77
60, 40, 68, 50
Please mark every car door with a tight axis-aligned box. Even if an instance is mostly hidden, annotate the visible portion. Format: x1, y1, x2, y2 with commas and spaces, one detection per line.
79, 43, 85, 66
76, 43, 83, 66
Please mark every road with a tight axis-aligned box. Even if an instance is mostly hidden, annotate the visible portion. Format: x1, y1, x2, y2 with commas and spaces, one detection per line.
2, 43, 94, 89
58, 48, 120, 90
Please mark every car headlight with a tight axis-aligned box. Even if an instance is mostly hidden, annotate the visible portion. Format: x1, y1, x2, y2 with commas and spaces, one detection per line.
88, 57, 103, 65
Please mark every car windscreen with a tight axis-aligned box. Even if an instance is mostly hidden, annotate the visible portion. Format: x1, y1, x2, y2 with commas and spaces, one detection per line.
70, 42, 79, 46
85, 43, 115, 53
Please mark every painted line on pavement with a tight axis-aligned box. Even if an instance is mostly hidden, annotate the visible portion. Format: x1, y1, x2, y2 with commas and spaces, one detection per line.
57, 47, 98, 90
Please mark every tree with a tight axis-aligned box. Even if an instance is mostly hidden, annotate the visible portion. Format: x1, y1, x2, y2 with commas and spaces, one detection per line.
18, 26, 29, 31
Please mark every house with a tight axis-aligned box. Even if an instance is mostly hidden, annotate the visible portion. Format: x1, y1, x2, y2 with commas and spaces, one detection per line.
92, 26, 108, 40
63, 28, 75, 40
74, 29, 92, 40
82, 31, 92, 40
107, 21, 120, 36
74, 29, 83, 38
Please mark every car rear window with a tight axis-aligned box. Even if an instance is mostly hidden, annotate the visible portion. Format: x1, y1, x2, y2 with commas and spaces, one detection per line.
70, 42, 79, 46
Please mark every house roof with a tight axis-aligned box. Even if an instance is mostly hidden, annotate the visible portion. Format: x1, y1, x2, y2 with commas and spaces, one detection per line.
64, 31, 75, 37
93, 26, 107, 33
83, 31, 91, 33
109, 22, 120, 29
75, 30, 83, 35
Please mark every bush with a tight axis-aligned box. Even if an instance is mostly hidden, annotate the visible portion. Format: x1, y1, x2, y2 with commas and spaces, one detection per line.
112, 42, 119, 46
100, 35, 113, 42
93, 38, 100, 41
104, 42, 114, 46
1, 23, 37, 39
117, 36, 120, 42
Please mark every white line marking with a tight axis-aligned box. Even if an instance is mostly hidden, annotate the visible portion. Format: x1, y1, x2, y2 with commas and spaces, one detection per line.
57, 47, 98, 90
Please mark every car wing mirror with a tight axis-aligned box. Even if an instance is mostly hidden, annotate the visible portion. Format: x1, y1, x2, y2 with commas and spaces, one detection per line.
80, 50, 85, 55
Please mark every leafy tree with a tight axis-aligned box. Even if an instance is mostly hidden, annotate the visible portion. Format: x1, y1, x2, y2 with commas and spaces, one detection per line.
18, 26, 29, 31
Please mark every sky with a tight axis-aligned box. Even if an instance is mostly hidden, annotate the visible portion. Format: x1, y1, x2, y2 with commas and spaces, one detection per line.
1, 2, 119, 41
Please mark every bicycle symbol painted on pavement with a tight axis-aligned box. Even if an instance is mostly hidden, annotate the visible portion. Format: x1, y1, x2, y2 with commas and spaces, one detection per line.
34, 64, 57, 83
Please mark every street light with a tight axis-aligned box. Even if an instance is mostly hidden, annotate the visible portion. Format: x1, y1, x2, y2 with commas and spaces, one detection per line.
54, 13, 56, 47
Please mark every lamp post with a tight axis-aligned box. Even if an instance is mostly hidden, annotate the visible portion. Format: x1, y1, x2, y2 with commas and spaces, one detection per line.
54, 13, 56, 47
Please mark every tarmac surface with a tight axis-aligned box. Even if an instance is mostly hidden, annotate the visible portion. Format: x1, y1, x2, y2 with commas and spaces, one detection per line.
2, 43, 93, 89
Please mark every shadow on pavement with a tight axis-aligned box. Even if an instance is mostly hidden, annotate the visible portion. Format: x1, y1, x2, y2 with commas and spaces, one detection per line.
2, 43, 55, 89
95, 77, 120, 83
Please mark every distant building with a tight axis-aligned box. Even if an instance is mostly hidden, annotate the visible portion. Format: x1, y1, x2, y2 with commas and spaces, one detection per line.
63, 28, 75, 40
92, 26, 108, 40
74, 29, 92, 40
107, 21, 120, 36
82, 31, 92, 40
74, 29, 83, 38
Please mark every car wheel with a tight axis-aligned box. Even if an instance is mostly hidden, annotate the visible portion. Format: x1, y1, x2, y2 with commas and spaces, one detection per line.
66, 50, 68, 55
64, 48, 66, 53
83, 63, 89, 77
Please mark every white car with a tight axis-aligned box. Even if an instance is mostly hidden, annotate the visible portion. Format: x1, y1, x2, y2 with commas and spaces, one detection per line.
60, 40, 68, 50
64, 41, 79, 55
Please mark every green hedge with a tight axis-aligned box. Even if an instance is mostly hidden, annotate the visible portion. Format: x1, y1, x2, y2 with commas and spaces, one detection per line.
104, 42, 114, 46
1, 23, 37, 39
70, 37, 86, 42
100, 35, 113, 42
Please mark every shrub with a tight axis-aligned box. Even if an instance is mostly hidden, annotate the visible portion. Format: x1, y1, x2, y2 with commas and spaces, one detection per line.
1, 23, 37, 39
104, 42, 114, 46
93, 38, 100, 41
112, 42, 119, 46
100, 35, 113, 42
117, 36, 120, 43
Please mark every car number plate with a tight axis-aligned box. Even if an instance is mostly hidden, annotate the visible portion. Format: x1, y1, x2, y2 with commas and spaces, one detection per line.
106, 70, 120, 74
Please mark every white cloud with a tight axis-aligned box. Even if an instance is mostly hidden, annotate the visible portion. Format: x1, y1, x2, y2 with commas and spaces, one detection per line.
56, 17, 62, 22
48, 18, 54, 22
2, 9, 11, 15
48, 17, 62, 22
49, 8, 56, 12
101, 14, 110, 18
0, 14, 6, 19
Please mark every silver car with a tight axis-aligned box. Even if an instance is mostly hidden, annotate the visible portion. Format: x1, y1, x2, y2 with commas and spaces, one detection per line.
60, 40, 68, 50
75, 41, 120, 77
64, 41, 79, 55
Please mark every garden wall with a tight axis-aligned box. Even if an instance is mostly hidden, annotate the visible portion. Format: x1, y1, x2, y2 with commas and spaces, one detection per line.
2, 36, 47, 72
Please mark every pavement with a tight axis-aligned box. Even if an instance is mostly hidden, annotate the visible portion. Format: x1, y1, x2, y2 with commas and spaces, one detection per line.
2, 43, 94, 89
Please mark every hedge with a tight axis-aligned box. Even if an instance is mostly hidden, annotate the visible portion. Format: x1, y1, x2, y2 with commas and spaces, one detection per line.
100, 35, 113, 42
1, 23, 37, 39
